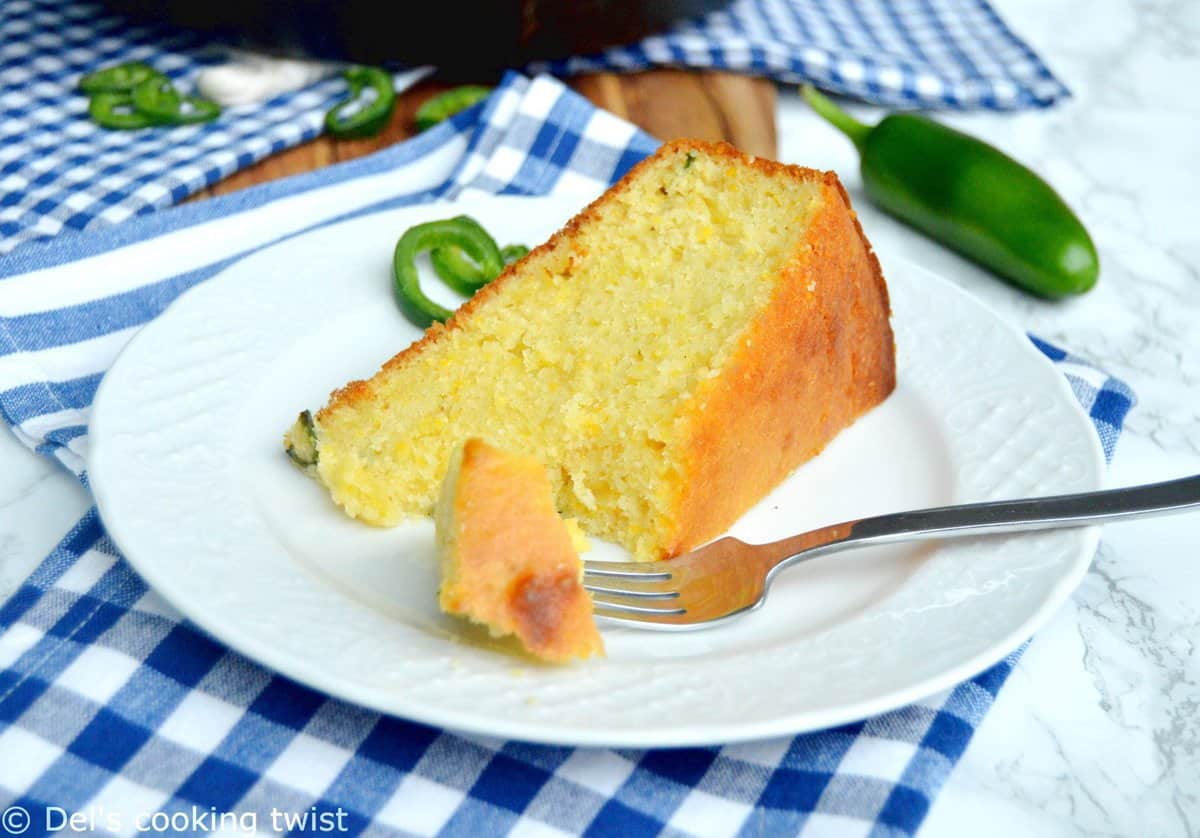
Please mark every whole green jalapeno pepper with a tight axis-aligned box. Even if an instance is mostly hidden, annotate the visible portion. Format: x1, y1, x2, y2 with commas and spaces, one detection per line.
802, 85, 1098, 299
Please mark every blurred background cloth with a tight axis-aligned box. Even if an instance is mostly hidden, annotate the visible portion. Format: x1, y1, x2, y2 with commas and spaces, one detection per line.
0, 0, 1068, 257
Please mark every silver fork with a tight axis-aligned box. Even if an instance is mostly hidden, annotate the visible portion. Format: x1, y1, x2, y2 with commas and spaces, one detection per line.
584, 474, 1200, 630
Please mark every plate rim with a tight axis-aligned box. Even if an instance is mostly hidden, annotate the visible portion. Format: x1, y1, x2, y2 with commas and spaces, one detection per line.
88, 195, 1106, 748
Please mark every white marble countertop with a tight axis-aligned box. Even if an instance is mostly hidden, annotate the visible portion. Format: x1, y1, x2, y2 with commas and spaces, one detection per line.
2, 0, 1197, 834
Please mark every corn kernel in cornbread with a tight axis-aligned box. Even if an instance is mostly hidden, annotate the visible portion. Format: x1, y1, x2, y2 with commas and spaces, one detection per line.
435, 438, 603, 663
284, 139, 896, 560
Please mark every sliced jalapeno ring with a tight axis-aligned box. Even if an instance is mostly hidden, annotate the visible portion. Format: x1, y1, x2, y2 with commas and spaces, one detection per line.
414, 85, 492, 131
431, 242, 527, 293
87, 92, 157, 130
428, 215, 528, 293
393, 217, 505, 328
169, 94, 221, 125
129, 76, 184, 122
128, 77, 220, 125
130, 77, 182, 120
424, 216, 504, 295
78, 61, 165, 94
325, 66, 396, 139
500, 244, 529, 264
430, 246, 490, 296
285, 410, 319, 468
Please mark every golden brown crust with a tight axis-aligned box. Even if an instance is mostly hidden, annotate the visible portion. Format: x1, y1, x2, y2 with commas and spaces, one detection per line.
662, 172, 896, 559
507, 568, 600, 662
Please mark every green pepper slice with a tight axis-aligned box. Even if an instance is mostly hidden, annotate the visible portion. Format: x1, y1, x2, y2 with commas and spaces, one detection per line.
500, 244, 529, 264
87, 92, 158, 130
131, 77, 221, 125
325, 66, 396, 139
429, 246, 490, 295
78, 62, 165, 94
285, 410, 319, 468
414, 85, 492, 131
394, 216, 505, 328
430, 235, 528, 294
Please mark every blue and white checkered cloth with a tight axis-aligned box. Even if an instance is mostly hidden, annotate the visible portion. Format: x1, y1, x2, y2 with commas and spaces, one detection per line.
0, 0, 1067, 258
0, 73, 1131, 836
530, 0, 1069, 109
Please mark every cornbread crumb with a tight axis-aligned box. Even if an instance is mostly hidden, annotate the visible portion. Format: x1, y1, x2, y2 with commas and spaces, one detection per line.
435, 438, 604, 663
563, 519, 591, 554
286, 139, 895, 561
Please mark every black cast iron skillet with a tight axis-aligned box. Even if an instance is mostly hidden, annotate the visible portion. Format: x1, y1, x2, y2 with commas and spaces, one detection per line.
100, 0, 732, 75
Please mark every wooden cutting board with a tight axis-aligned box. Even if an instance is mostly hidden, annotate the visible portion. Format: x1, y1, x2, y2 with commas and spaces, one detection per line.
194, 71, 776, 199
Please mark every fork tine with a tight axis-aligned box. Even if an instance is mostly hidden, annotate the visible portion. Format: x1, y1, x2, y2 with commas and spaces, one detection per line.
594, 612, 682, 627
584, 583, 679, 600
594, 607, 752, 631
590, 595, 686, 617
581, 560, 672, 581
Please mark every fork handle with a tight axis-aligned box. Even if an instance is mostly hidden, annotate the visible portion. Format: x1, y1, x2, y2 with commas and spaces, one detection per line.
771, 474, 1200, 571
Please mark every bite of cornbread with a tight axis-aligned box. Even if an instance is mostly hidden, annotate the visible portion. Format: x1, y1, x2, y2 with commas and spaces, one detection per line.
436, 438, 603, 663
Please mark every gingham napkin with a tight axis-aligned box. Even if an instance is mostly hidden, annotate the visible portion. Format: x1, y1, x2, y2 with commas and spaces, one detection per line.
0, 0, 1068, 259
0, 74, 1131, 837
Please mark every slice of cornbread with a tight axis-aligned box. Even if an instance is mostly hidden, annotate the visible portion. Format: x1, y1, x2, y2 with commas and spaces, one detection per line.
285, 139, 895, 560
435, 438, 603, 663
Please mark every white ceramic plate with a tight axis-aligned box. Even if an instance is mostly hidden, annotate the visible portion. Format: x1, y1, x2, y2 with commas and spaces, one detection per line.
89, 194, 1105, 748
